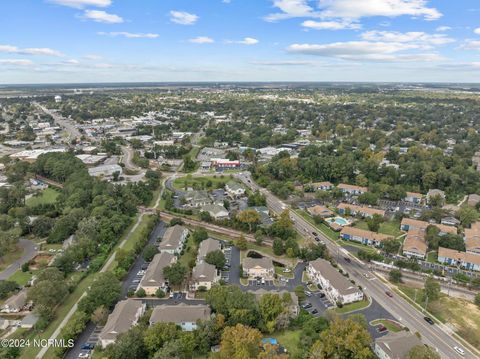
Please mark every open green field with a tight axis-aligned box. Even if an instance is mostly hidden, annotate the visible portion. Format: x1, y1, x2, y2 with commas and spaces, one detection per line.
8, 270, 33, 286
395, 283, 480, 350
353, 220, 403, 237
173, 174, 235, 190
272, 330, 302, 358
178, 235, 198, 269
26, 188, 59, 207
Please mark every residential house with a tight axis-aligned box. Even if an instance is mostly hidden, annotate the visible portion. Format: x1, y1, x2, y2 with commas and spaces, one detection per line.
402, 229, 427, 259
311, 181, 334, 191
337, 203, 385, 218
427, 189, 445, 205
242, 257, 275, 279
201, 204, 229, 220
337, 184, 368, 196
374, 331, 422, 359
99, 299, 146, 348
249, 206, 273, 227
340, 226, 393, 247
404, 192, 423, 204
139, 252, 176, 295
400, 218, 457, 235
307, 258, 363, 305
183, 190, 211, 208
225, 181, 246, 197
159, 225, 188, 255
307, 205, 334, 218
191, 262, 220, 290
1, 289, 28, 313
465, 223, 480, 254
149, 303, 211, 331
438, 247, 480, 271
197, 238, 222, 263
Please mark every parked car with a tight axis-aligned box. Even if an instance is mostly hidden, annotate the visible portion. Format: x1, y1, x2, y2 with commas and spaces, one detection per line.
81, 343, 95, 350
132, 279, 140, 284
305, 291, 312, 297
78, 353, 90, 358
141, 263, 149, 270
312, 231, 318, 236
311, 309, 318, 314
424, 316, 434, 325
319, 292, 325, 298
302, 303, 312, 309
137, 270, 145, 276
377, 325, 387, 333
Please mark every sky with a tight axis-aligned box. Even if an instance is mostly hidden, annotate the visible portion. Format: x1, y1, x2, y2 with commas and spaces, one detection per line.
1, 0, 480, 84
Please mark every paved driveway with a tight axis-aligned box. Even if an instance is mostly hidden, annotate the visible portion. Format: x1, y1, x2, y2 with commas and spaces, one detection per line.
0, 239, 37, 280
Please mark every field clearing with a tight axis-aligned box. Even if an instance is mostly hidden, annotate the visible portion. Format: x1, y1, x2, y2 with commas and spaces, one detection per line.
26, 188, 59, 207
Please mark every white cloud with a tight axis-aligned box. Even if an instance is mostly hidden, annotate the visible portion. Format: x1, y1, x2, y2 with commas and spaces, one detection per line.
252, 60, 315, 66
84, 54, 102, 60
47, 0, 111, 8
436, 26, 451, 32
0, 59, 34, 66
265, 0, 441, 21
98, 32, 159, 38
189, 36, 214, 44
474, 28, 480, 35
63, 59, 80, 65
170, 11, 198, 25
360, 31, 454, 47
302, 20, 360, 30
286, 40, 443, 62
461, 40, 480, 50
227, 37, 259, 45
83, 10, 123, 23
0, 44, 63, 56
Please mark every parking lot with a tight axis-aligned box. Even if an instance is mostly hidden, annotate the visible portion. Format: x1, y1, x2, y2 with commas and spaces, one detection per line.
300, 290, 333, 316
221, 246, 232, 282
248, 279, 274, 286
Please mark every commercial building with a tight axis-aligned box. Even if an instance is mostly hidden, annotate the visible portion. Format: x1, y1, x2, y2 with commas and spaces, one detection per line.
242, 257, 274, 279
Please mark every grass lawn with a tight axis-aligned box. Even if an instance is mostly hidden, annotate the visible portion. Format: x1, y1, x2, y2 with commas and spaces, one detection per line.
370, 319, 404, 333
40, 243, 63, 251
427, 251, 438, 263
275, 266, 294, 279
173, 174, 235, 190
179, 235, 198, 269
8, 270, 33, 286
353, 220, 403, 237
334, 298, 370, 314
272, 330, 302, 359
26, 188, 59, 207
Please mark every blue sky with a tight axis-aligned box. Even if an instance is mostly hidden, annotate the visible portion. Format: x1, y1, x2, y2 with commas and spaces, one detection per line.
1, 0, 480, 83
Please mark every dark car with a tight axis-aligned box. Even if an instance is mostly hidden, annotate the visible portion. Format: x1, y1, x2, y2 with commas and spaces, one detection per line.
311, 309, 319, 314
312, 231, 318, 236
141, 263, 149, 270
343, 257, 351, 263
377, 325, 387, 333
424, 316, 435, 325
319, 292, 326, 298
385, 291, 393, 298
81, 343, 95, 350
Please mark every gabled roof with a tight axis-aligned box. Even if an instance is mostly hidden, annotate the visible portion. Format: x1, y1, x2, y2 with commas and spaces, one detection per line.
150, 303, 211, 325
309, 258, 361, 296
192, 262, 218, 282
140, 252, 175, 287
159, 225, 187, 251
338, 183, 368, 192
337, 203, 385, 217
197, 238, 221, 260
341, 226, 392, 242
3, 289, 27, 309
99, 299, 144, 341
243, 257, 274, 271
375, 331, 422, 359
402, 229, 427, 255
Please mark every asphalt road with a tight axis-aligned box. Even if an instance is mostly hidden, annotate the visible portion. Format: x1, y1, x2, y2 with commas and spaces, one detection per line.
0, 239, 37, 280
234, 172, 478, 359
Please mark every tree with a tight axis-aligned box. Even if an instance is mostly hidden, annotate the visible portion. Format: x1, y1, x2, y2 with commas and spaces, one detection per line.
475, 293, 480, 307
405, 345, 440, 359
389, 269, 402, 283
205, 250, 226, 270
236, 235, 248, 250
220, 324, 262, 359
136, 288, 146, 297
0, 280, 18, 299
163, 262, 187, 286
106, 326, 147, 359
192, 228, 208, 244
31, 216, 55, 238
424, 277, 441, 302
273, 239, 284, 256
457, 206, 478, 227
155, 288, 165, 298
237, 209, 261, 232
142, 244, 158, 262
78, 272, 121, 315
382, 239, 401, 255
258, 344, 289, 358
258, 294, 283, 332
308, 318, 372, 359
366, 213, 384, 232
144, 322, 180, 354
91, 305, 109, 325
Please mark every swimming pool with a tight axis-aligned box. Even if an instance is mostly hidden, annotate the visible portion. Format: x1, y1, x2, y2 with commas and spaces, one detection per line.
326, 216, 349, 226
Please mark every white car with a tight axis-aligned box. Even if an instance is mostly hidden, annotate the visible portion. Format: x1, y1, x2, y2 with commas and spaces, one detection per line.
137, 270, 145, 276
78, 353, 90, 358
454, 346, 465, 356
283, 268, 291, 273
